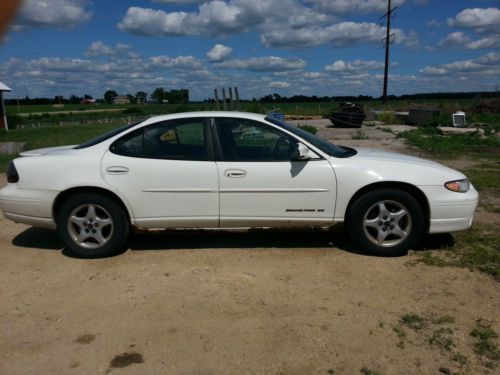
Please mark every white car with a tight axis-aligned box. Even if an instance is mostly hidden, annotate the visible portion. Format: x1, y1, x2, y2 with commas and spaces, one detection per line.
0, 111, 478, 257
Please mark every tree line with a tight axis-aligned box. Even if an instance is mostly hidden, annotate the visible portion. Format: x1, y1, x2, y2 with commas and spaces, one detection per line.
4, 90, 499, 106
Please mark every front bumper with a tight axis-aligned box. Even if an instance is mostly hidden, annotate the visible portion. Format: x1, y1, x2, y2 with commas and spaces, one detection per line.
0, 184, 57, 229
419, 184, 479, 234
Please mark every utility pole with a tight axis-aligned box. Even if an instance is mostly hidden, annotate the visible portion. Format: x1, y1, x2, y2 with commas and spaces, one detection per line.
381, 0, 397, 105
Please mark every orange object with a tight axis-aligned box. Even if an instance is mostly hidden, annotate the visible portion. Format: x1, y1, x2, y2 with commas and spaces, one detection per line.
0, 0, 22, 40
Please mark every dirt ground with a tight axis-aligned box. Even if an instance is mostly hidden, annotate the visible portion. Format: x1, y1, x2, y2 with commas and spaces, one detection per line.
1, 124, 499, 375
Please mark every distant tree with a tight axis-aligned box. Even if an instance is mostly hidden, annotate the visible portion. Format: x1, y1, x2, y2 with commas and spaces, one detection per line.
69, 95, 82, 104
151, 87, 165, 103
83, 94, 93, 100
126, 94, 136, 104
53, 95, 64, 104
104, 90, 118, 104
135, 91, 148, 103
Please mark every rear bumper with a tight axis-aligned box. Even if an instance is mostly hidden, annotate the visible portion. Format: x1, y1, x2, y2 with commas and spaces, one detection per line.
419, 185, 479, 234
0, 184, 57, 229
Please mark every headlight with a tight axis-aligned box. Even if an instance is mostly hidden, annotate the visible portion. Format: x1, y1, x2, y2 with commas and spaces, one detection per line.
445, 179, 470, 193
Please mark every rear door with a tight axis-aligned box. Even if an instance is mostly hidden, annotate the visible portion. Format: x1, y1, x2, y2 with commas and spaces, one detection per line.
213, 117, 336, 227
101, 117, 219, 229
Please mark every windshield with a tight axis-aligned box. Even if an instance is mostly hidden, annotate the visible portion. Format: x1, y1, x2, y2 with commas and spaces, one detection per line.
265, 116, 355, 158
74, 122, 139, 149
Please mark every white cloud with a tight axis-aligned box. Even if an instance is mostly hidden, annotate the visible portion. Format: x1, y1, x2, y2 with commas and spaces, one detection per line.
206, 44, 233, 62
85, 41, 132, 57
148, 55, 203, 70
152, 0, 205, 3
214, 56, 306, 72
308, 0, 405, 14
269, 81, 290, 88
438, 32, 471, 47
261, 21, 405, 48
437, 32, 500, 50
420, 52, 500, 76
15, 0, 92, 30
447, 8, 500, 33
325, 59, 384, 73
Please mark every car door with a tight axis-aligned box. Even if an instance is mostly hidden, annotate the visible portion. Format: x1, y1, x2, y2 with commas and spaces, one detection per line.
101, 117, 219, 229
213, 117, 336, 227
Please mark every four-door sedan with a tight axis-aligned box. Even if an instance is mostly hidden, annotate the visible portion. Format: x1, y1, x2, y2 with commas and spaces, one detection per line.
0, 111, 478, 257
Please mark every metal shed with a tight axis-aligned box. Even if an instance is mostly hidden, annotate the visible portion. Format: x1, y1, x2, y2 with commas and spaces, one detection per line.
0, 81, 12, 131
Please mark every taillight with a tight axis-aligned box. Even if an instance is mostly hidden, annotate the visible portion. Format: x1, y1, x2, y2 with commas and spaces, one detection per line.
7, 161, 19, 183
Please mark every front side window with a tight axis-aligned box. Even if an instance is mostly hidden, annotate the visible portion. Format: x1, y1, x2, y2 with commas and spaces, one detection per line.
215, 118, 298, 161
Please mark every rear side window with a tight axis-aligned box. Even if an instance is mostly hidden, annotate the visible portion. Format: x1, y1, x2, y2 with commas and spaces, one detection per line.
111, 118, 209, 160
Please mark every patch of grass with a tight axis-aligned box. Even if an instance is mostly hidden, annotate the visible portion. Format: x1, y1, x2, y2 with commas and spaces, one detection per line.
401, 313, 426, 330
451, 352, 468, 366
351, 130, 367, 140
377, 111, 399, 124
297, 124, 318, 134
430, 328, 455, 351
0, 124, 122, 172
464, 167, 500, 196
378, 127, 395, 134
393, 326, 406, 348
398, 127, 500, 158
433, 315, 456, 325
0, 155, 13, 172
470, 322, 500, 361
360, 367, 382, 375
415, 224, 500, 280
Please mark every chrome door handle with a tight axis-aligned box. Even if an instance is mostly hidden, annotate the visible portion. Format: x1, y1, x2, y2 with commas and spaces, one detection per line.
224, 169, 247, 178
106, 166, 129, 175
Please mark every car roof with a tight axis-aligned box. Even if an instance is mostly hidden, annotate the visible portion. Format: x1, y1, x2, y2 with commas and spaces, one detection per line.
140, 111, 268, 126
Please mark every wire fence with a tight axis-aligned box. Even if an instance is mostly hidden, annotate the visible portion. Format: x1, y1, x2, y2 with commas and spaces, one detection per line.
16, 115, 152, 129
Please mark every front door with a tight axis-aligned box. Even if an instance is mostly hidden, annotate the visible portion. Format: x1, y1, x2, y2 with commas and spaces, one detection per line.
101, 117, 219, 229
213, 117, 336, 227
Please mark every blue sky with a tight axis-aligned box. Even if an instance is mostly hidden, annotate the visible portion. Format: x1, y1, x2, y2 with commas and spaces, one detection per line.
0, 0, 499, 100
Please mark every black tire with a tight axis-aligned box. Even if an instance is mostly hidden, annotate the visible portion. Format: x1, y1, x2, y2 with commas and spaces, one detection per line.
346, 189, 425, 256
56, 193, 130, 258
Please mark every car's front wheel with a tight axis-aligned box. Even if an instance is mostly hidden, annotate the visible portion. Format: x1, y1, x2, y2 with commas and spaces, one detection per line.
57, 193, 130, 258
347, 189, 425, 256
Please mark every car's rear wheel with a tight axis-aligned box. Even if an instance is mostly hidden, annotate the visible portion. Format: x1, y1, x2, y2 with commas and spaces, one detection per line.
57, 193, 129, 258
347, 189, 425, 256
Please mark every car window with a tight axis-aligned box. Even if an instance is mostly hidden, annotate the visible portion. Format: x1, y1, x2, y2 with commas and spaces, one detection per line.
112, 128, 144, 157
145, 119, 208, 160
215, 118, 298, 161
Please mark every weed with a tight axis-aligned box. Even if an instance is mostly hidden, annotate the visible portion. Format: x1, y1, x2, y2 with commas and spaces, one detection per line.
393, 326, 406, 348
377, 111, 398, 124
378, 127, 394, 134
451, 352, 468, 366
463, 167, 500, 196
401, 313, 426, 330
397, 127, 500, 158
297, 124, 318, 134
360, 367, 381, 375
434, 315, 456, 325
352, 130, 367, 140
430, 328, 455, 351
470, 322, 500, 361
415, 224, 500, 280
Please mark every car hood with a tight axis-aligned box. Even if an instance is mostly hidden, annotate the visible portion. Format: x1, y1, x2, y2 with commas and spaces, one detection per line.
351, 147, 457, 173
20, 145, 77, 157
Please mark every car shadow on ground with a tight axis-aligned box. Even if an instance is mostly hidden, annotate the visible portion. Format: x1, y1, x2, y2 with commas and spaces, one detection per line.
11, 226, 454, 259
